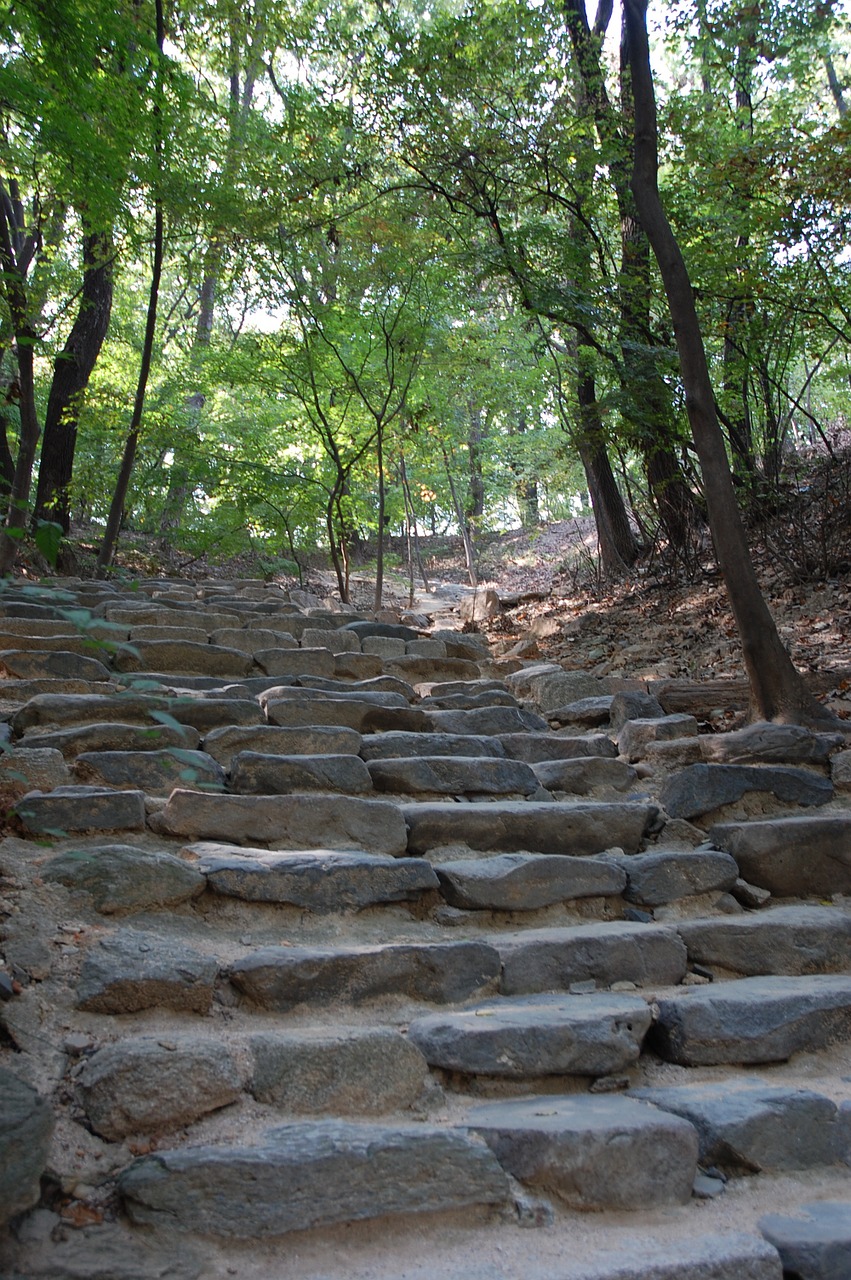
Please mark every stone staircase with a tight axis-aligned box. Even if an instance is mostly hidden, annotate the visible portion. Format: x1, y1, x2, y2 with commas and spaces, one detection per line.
0, 575, 849, 1280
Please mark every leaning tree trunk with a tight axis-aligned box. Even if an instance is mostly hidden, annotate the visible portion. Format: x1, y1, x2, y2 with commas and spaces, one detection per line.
624, 0, 838, 729
34, 230, 114, 531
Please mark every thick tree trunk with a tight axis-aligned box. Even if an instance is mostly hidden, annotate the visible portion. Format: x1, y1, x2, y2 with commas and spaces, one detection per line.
575, 368, 638, 575
564, 0, 699, 553
34, 230, 114, 531
623, 0, 837, 728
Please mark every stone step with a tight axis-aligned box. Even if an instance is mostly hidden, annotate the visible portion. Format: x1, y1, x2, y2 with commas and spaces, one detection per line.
43, 843, 206, 914
263, 693, 430, 734
202, 722, 362, 763
0, 648, 112, 682
367, 755, 540, 797
15, 785, 146, 835
227, 939, 500, 1009
630, 1079, 851, 1173
150, 788, 408, 852
531, 757, 637, 794
709, 814, 851, 896
402, 800, 656, 857
759, 1200, 851, 1280
495, 921, 688, 994
434, 852, 627, 910
659, 763, 834, 821
359, 730, 506, 760
228, 750, 373, 794
423, 706, 549, 735
17, 720, 202, 757
465, 1093, 698, 1211
407, 992, 653, 1078
676, 905, 851, 976
611, 848, 740, 907
650, 974, 851, 1065
185, 842, 438, 910
118, 1121, 509, 1237
76, 928, 218, 1014
499, 732, 618, 762
73, 748, 226, 793
298, 673, 418, 699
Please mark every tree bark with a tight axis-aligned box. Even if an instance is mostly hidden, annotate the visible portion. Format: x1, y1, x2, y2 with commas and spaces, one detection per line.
623, 0, 837, 728
34, 230, 114, 531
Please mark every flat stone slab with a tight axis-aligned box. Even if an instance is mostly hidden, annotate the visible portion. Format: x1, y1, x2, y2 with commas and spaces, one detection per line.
250, 1027, 429, 1114
229, 751, 373, 794
202, 723, 362, 765
651, 974, 851, 1065
423, 706, 549, 736
253, 647, 336, 677
614, 849, 739, 906
619, 715, 699, 762
0, 1068, 54, 1225
701, 721, 844, 765
677, 905, 851, 976
77, 929, 219, 1014
760, 1201, 851, 1280
258, 684, 410, 710
383, 656, 482, 684
150, 789, 407, 854
465, 1094, 697, 1210
264, 695, 430, 734
499, 732, 618, 762
12, 691, 181, 733
420, 690, 517, 710
19, 721, 202, 757
228, 939, 500, 1009
74, 748, 225, 793
0, 746, 70, 794
0, 649, 112, 681
407, 992, 652, 1077
531, 757, 637, 794
119, 1121, 508, 1237
78, 1036, 249, 1140
496, 922, 688, 995
43, 843, 205, 913
435, 852, 626, 910
359, 731, 505, 760
112, 639, 253, 676
660, 763, 833, 820
631, 1079, 850, 1173
367, 755, 538, 796
710, 815, 851, 895
403, 801, 655, 857
16, 785, 146, 834
186, 843, 438, 911
299, 673, 418, 700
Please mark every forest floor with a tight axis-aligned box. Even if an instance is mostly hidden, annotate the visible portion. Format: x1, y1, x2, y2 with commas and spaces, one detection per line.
310, 518, 851, 712
61, 514, 850, 716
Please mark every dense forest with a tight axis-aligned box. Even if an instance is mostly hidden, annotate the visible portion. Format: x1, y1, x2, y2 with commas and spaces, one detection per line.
1, 0, 849, 615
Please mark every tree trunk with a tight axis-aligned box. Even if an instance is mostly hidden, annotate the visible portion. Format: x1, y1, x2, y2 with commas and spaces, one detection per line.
624, 0, 837, 728
34, 230, 114, 531
373, 421, 385, 613
575, 366, 638, 575
96, 0, 165, 576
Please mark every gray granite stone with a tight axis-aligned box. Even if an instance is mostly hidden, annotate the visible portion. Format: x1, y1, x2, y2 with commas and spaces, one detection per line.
16, 785, 146, 834
496, 922, 688, 995
660, 763, 833, 820
631, 1079, 850, 1172
229, 751, 373, 794
0, 1068, 54, 1225
73, 749, 225, 793
188, 843, 438, 911
435, 852, 626, 910
78, 1036, 248, 1139
403, 801, 655, 857
367, 755, 538, 796
466, 1093, 697, 1210
119, 1121, 508, 1236
759, 1201, 851, 1280
651, 974, 851, 1066
250, 1027, 429, 1113
407, 992, 652, 1077
677, 905, 851, 976
44, 843, 205, 913
709, 815, 851, 896
202, 723, 362, 765
228, 939, 500, 1009
615, 849, 739, 906
77, 929, 218, 1014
